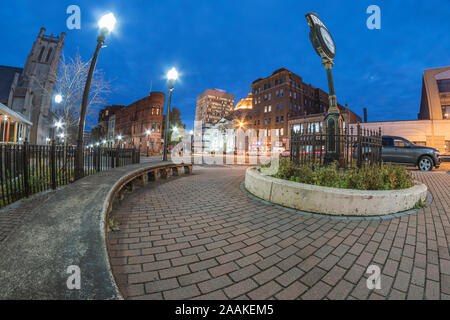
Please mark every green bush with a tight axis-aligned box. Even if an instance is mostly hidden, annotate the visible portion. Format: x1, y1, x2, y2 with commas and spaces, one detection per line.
268, 159, 414, 191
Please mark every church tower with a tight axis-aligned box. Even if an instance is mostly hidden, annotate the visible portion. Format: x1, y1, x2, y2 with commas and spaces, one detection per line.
12, 28, 65, 144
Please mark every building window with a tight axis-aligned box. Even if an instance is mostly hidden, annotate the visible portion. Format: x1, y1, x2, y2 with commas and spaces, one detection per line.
442, 106, 450, 119
268, 105, 272, 112
264, 119, 267, 125
45, 48, 53, 62
437, 79, 450, 93
264, 106, 268, 113
280, 128, 284, 136
38, 47, 45, 61
280, 89, 284, 97
280, 116, 284, 123
276, 116, 279, 123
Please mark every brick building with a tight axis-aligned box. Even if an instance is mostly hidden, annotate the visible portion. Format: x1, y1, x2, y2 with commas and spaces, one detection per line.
94, 92, 165, 154
96, 104, 124, 141
114, 92, 165, 154
246, 68, 361, 151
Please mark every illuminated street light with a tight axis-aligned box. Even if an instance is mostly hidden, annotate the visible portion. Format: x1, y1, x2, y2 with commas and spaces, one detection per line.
98, 13, 117, 33
163, 67, 179, 161
54, 94, 63, 104
55, 120, 64, 129
74, 12, 117, 181
117, 135, 122, 140
189, 130, 193, 135
167, 67, 179, 81
145, 129, 151, 135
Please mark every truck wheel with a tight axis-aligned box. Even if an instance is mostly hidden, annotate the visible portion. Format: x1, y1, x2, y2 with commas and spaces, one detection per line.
418, 156, 433, 171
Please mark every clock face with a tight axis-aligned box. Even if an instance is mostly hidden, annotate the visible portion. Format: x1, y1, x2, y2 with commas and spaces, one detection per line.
320, 26, 335, 55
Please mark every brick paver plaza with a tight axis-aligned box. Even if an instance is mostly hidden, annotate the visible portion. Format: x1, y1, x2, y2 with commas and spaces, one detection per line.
106, 165, 450, 300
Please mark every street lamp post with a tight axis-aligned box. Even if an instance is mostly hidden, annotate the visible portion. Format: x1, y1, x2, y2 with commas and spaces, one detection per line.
74, 13, 116, 180
163, 67, 178, 162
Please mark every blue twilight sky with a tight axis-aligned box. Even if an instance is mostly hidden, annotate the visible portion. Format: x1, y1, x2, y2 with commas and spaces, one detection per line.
0, 0, 449, 130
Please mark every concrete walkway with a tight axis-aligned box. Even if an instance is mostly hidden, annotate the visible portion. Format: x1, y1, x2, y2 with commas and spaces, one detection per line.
0, 161, 178, 299
108, 166, 450, 300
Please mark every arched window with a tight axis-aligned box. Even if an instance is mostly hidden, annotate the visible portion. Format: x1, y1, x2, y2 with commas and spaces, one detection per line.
37, 47, 45, 61
46, 48, 53, 62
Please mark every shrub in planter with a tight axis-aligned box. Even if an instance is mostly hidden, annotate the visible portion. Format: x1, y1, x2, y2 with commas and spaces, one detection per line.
268, 159, 414, 191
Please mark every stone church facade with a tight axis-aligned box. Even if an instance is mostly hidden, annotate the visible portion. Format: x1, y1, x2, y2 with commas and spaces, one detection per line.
1, 28, 65, 144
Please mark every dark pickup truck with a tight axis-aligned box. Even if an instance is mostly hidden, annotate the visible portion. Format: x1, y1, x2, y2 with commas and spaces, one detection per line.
381, 136, 440, 171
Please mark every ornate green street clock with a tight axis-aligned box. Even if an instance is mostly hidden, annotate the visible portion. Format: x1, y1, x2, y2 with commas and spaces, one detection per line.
306, 12, 343, 164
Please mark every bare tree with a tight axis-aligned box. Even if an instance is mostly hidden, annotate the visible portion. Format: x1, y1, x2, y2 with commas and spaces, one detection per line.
54, 51, 112, 139
32, 50, 112, 143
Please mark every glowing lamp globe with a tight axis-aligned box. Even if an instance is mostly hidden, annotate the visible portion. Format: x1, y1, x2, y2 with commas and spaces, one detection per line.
55, 94, 63, 104
98, 13, 117, 33
167, 68, 179, 81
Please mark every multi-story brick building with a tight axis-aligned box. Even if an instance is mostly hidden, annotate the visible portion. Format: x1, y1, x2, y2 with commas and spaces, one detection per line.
94, 92, 165, 154
195, 89, 235, 126
247, 68, 361, 151
113, 92, 165, 154
96, 104, 125, 141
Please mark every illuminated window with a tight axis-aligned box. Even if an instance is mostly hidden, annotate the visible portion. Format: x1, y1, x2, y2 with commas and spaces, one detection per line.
442, 106, 450, 119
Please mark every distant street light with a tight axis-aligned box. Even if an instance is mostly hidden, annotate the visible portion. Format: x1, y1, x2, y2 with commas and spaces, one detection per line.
163, 67, 179, 161
54, 94, 63, 104
55, 120, 64, 129
74, 12, 117, 181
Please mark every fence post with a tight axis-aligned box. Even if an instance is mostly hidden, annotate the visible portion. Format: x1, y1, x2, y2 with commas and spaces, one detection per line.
116, 144, 120, 168
96, 146, 101, 172
357, 123, 362, 168
51, 140, 57, 190
22, 140, 30, 197
378, 127, 382, 166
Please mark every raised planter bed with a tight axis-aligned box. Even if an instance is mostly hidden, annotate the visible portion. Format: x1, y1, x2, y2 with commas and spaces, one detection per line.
245, 167, 428, 216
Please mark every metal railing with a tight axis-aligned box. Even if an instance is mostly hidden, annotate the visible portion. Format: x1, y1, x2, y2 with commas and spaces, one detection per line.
290, 123, 382, 169
0, 141, 140, 208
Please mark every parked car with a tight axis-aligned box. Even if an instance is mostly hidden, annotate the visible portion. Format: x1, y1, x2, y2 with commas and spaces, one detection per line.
381, 136, 440, 171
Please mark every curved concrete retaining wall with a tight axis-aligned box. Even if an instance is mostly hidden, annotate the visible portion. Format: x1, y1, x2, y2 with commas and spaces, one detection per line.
245, 167, 428, 216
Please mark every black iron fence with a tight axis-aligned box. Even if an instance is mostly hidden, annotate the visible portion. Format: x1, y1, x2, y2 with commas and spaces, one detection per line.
290, 123, 382, 169
0, 142, 140, 208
